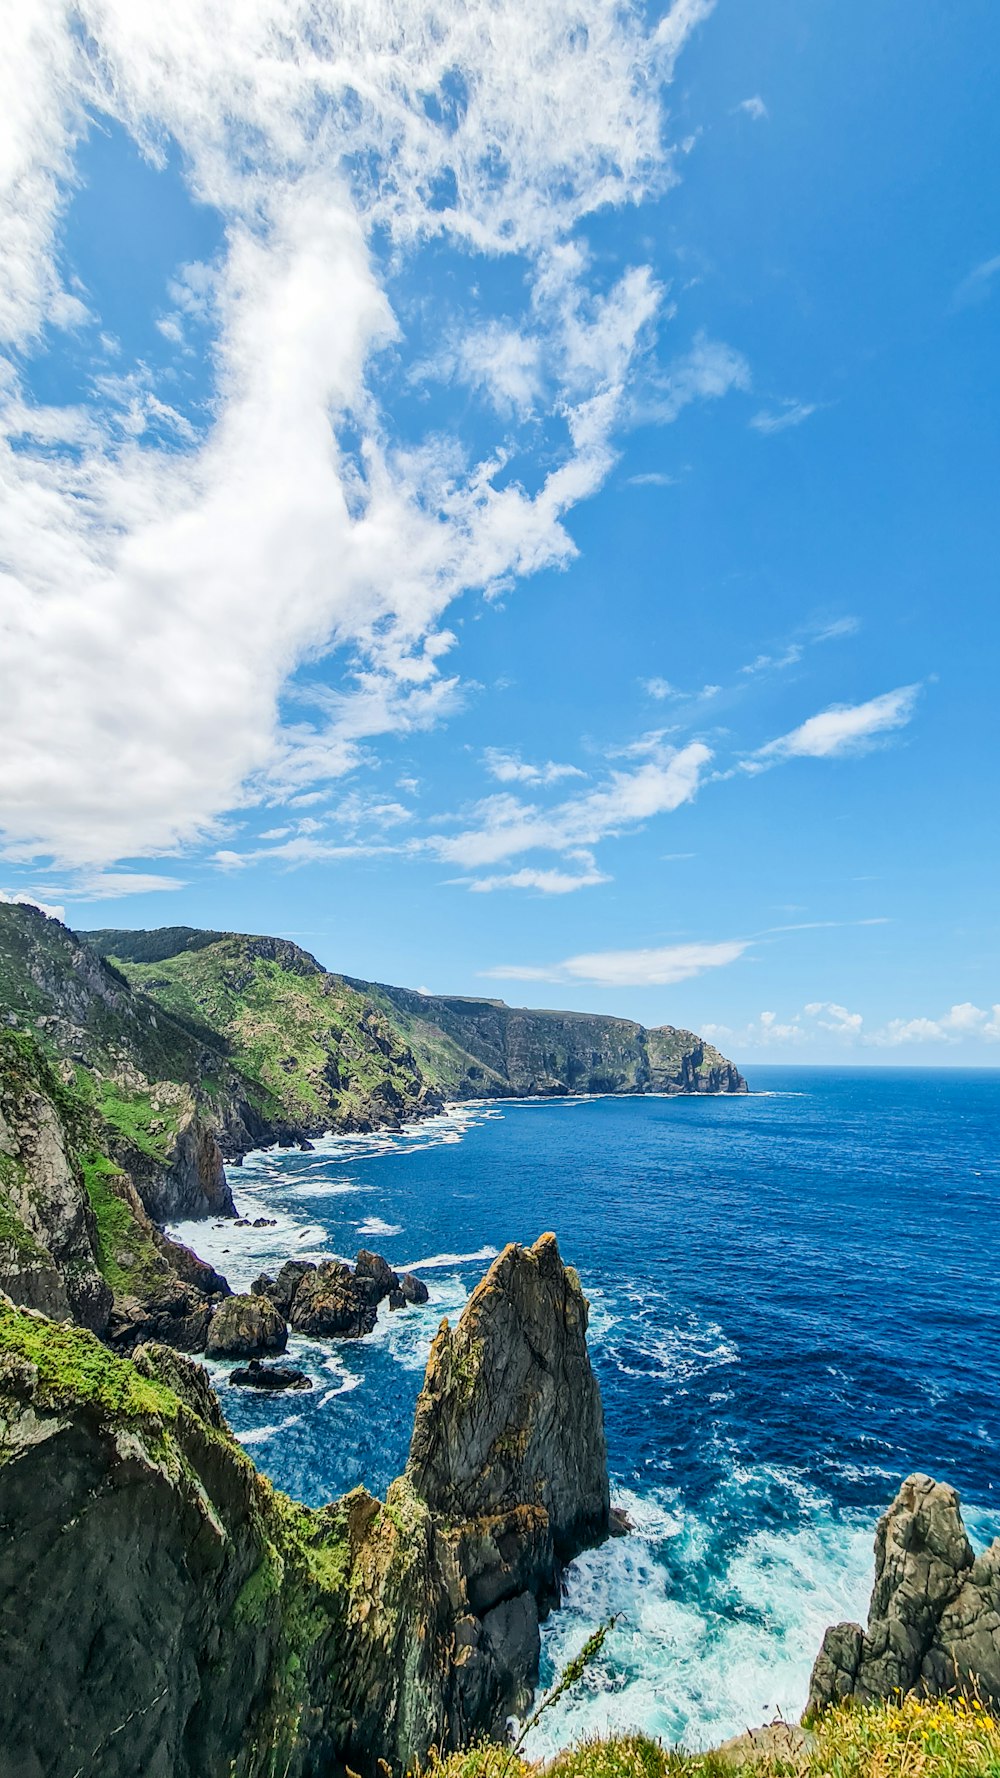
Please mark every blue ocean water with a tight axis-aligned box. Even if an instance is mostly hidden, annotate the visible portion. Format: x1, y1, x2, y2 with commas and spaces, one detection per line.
171, 1069, 1000, 1751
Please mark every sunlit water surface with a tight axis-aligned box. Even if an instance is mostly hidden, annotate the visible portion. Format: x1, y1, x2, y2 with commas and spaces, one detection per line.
170, 1069, 1000, 1752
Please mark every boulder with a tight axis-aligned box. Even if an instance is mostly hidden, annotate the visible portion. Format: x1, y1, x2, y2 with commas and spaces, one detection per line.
229, 1358, 312, 1392
252, 1259, 315, 1316
401, 1271, 429, 1305
205, 1292, 287, 1358
107, 1279, 216, 1353
809, 1472, 1000, 1712
288, 1261, 378, 1339
355, 1249, 399, 1301
388, 1287, 406, 1311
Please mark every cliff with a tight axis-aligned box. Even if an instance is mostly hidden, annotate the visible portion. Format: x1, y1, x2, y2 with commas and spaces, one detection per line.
809, 1472, 1000, 1714
0, 1234, 611, 1776
0, 1029, 230, 1347
84, 922, 747, 1127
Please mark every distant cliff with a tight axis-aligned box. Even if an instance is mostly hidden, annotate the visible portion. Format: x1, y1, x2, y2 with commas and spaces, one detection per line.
85, 922, 747, 1126
0, 1234, 611, 1777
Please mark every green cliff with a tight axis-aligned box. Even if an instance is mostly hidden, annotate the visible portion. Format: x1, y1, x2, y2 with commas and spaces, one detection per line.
84, 923, 747, 1132
0, 1234, 612, 1777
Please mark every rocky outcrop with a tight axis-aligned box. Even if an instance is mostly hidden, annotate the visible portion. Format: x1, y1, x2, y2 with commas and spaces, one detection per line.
290, 1261, 379, 1338
229, 1358, 312, 1390
0, 1029, 230, 1355
402, 1271, 430, 1304
406, 1232, 611, 1728
205, 1292, 288, 1358
809, 1473, 1000, 1712
0, 1233, 611, 1776
356, 1247, 400, 1300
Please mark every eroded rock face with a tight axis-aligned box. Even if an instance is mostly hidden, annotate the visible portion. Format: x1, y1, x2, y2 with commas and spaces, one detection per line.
355, 1248, 399, 1301
405, 1232, 611, 1734
0, 1234, 612, 1776
205, 1292, 288, 1358
288, 1260, 378, 1339
809, 1472, 1000, 1711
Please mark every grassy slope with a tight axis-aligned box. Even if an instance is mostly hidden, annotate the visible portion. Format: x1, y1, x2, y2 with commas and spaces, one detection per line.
112, 937, 430, 1130
427, 1700, 1000, 1778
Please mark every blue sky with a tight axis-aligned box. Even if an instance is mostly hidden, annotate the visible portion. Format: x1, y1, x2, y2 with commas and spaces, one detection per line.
1, 0, 998, 1063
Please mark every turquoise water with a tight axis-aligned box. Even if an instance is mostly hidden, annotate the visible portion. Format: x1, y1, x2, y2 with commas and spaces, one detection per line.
172, 1069, 1000, 1750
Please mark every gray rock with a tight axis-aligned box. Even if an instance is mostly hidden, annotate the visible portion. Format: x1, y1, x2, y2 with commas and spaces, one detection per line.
355, 1248, 399, 1301
288, 1261, 377, 1339
205, 1292, 288, 1358
401, 1271, 429, 1304
809, 1472, 1000, 1712
229, 1358, 312, 1392
252, 1259, 315, 1316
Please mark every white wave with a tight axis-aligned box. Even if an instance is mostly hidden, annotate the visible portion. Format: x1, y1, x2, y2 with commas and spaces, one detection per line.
396, 1244, 498, 1272
524, 1478, 874, 1756
234, 1412, 304, 1447
357, 1216, 404, 1238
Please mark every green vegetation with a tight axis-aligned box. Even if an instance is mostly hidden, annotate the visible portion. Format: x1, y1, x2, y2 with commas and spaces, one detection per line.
93, 1083, 178, 1163
113, 936, 429, 1130
80, 1154, 167, 1297
0, 1297, 179, 1419
419, 1700, 1000, 1778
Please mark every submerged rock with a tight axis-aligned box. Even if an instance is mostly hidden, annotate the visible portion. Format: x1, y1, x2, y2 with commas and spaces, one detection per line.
205, 1291, 288, 1358
809, 1472, 1000, 1711
229, 1358, 312, 1391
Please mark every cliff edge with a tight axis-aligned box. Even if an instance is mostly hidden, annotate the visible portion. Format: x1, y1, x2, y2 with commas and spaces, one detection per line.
0, 1234, 611, 1776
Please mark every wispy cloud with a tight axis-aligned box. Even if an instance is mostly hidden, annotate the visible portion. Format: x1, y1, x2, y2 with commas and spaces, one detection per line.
749, 399, 819, 434
626, 470, 679, 487
952, 254, 1000, 309
483, 937, 749, 987
431, 741, 711, 871
464, 865, 610, 894
734, 95, 768, 121
745, 684, 920, 770
483, 749, 585, 787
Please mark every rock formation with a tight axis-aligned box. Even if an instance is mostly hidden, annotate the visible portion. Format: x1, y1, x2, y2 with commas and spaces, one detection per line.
0, 1028, 230, 1351
406, 1232, 611, 1726
0, 1233, 612, 1777
809, 1472, 1000, 1712
205, 1291, 288, 1358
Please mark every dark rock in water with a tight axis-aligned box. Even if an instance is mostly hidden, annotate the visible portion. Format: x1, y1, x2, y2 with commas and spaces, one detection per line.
251, 1216, 277, 1228
401, 1271, 429, 1304
355, 1248, 399, 1301
609, 1506, 633, 1537
108, 1279, 217, 1353
388, 1287, 406, 1311
252, 1259, 315, 1316
299, 1139, 315, 1151
289, 1260, 377, 1338
809, 1472, 1000, 1711
234, 1218, 250, 1227
205, 1292, 287, 1358
229, 1358, 312, 1392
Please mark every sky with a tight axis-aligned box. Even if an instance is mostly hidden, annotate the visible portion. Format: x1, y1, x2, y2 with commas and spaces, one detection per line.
1, 0, 998, 1066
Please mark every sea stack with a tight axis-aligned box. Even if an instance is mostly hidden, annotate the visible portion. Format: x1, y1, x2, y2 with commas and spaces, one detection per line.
809, 1471, 1000, 1712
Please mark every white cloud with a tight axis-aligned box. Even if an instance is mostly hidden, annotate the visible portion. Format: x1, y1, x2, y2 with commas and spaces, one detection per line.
626, 471, 678, 487
466, 865, 609, 894
642, 331, 751, 424
484, 936, 748, 987
0, 887, 66, 922
710, 997, 1000, 1053
747, 684, 920, 769
749, 400, 818, 434
953, 254, 1000, 309
483, 749, 585, 786
432, 740, 711, 870
735, 95, 768, 121
740, 644, 803, 675
0, 0, 718, 873
642, 677, 680, 700
869, 1003, 1000, 1047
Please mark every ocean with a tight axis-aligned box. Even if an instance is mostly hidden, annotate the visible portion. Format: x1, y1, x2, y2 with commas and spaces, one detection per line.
170, 1068, 1000, 1753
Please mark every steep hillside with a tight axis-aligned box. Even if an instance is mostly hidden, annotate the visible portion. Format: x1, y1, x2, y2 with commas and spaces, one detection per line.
0, 903, 272, 1217
0, 1029, 229, 1344
100, 931, 443, 1133
0, 1235, 610, 1777
88, 925, 747, 1121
